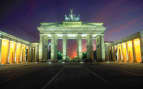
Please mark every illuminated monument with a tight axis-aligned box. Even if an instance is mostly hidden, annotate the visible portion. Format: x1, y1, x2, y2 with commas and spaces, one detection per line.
0, 10, 143, 64
38, 9, 106, 62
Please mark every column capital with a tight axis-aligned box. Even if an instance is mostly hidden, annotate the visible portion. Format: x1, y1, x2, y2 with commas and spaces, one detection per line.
43, 36, 48, 39
40, 34, 44, 37
77, 34, 82, 38
52, 34, 57, 37
63, 34, 68, 38
96, 34, 104, 37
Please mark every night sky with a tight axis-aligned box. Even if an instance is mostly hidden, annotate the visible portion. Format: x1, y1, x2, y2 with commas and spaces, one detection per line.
0, 0, 143, 58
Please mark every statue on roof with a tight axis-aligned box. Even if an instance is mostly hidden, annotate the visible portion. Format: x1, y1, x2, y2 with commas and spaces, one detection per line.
64, 9, 80, 22
64, 14, 69, 21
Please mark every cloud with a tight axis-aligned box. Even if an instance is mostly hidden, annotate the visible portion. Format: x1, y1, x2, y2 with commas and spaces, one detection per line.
105, 15, 143, 41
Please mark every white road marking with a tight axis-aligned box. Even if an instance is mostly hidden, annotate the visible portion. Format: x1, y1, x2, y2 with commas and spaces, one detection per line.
85, 67, 117, 89
85, 68, 109, 83
41, 67, 64, 89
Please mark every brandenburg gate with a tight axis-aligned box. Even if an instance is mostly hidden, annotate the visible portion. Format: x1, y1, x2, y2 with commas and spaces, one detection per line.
38, 10, 106, 62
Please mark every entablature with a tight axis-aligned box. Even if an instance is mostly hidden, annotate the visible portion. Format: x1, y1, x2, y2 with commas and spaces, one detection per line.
40, 33, 104, 39
38, 26, 105, 34
0, 30, 31, 45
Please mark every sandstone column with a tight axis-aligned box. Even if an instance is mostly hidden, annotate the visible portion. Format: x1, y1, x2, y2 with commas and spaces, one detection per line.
39, 34, 44, 62
86, 34, 93, 61
9, 41, 16, 64
28, 47, 32, 62
1, 39, 10, 64
101, 35, 105, 61
14, 42, 17, 63
27, 46, 30, 63
140, 32, 143, 63
132, 40, 136, 63
96, 35, 105, 61
126, 43, 129, 63
77, 34, 82, 61
43, 36, 48, 62
0, 36, 2, 64
36, 44, 39, 62
51, 34, 58, 61
62, 35, 67, 61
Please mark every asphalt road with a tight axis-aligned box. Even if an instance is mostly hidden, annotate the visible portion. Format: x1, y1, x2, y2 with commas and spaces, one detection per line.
0, 63, 143, 89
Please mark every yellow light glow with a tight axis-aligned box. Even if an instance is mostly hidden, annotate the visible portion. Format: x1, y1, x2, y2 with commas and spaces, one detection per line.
1, 39, 9, 64
133, 38, 142, 63
16, 43, 22, 64
114, 45, 117, 61
114, 45, 117, 50
117, 44, 122, 63
26, 46, 30, 62
122, 43, 127, 63
127, 41, 134, 63
9, 41, 16, 64
22, 44, 26, 63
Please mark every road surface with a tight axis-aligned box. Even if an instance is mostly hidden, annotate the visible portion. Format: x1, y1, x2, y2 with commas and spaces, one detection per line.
0, 63, 143, 89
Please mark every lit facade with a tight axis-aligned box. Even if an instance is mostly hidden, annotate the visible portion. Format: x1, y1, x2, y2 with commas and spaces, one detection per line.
0, 31, 32, 64
38, 10, 106, 62
105, 31, 143, 63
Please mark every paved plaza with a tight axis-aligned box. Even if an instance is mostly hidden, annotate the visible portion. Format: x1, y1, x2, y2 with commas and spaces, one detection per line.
0, 63, 143, 89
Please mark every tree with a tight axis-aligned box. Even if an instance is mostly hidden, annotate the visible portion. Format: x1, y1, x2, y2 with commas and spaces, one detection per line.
82, 52, 87, 62
57, 51, 63, 61
93, 50, 97, 61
